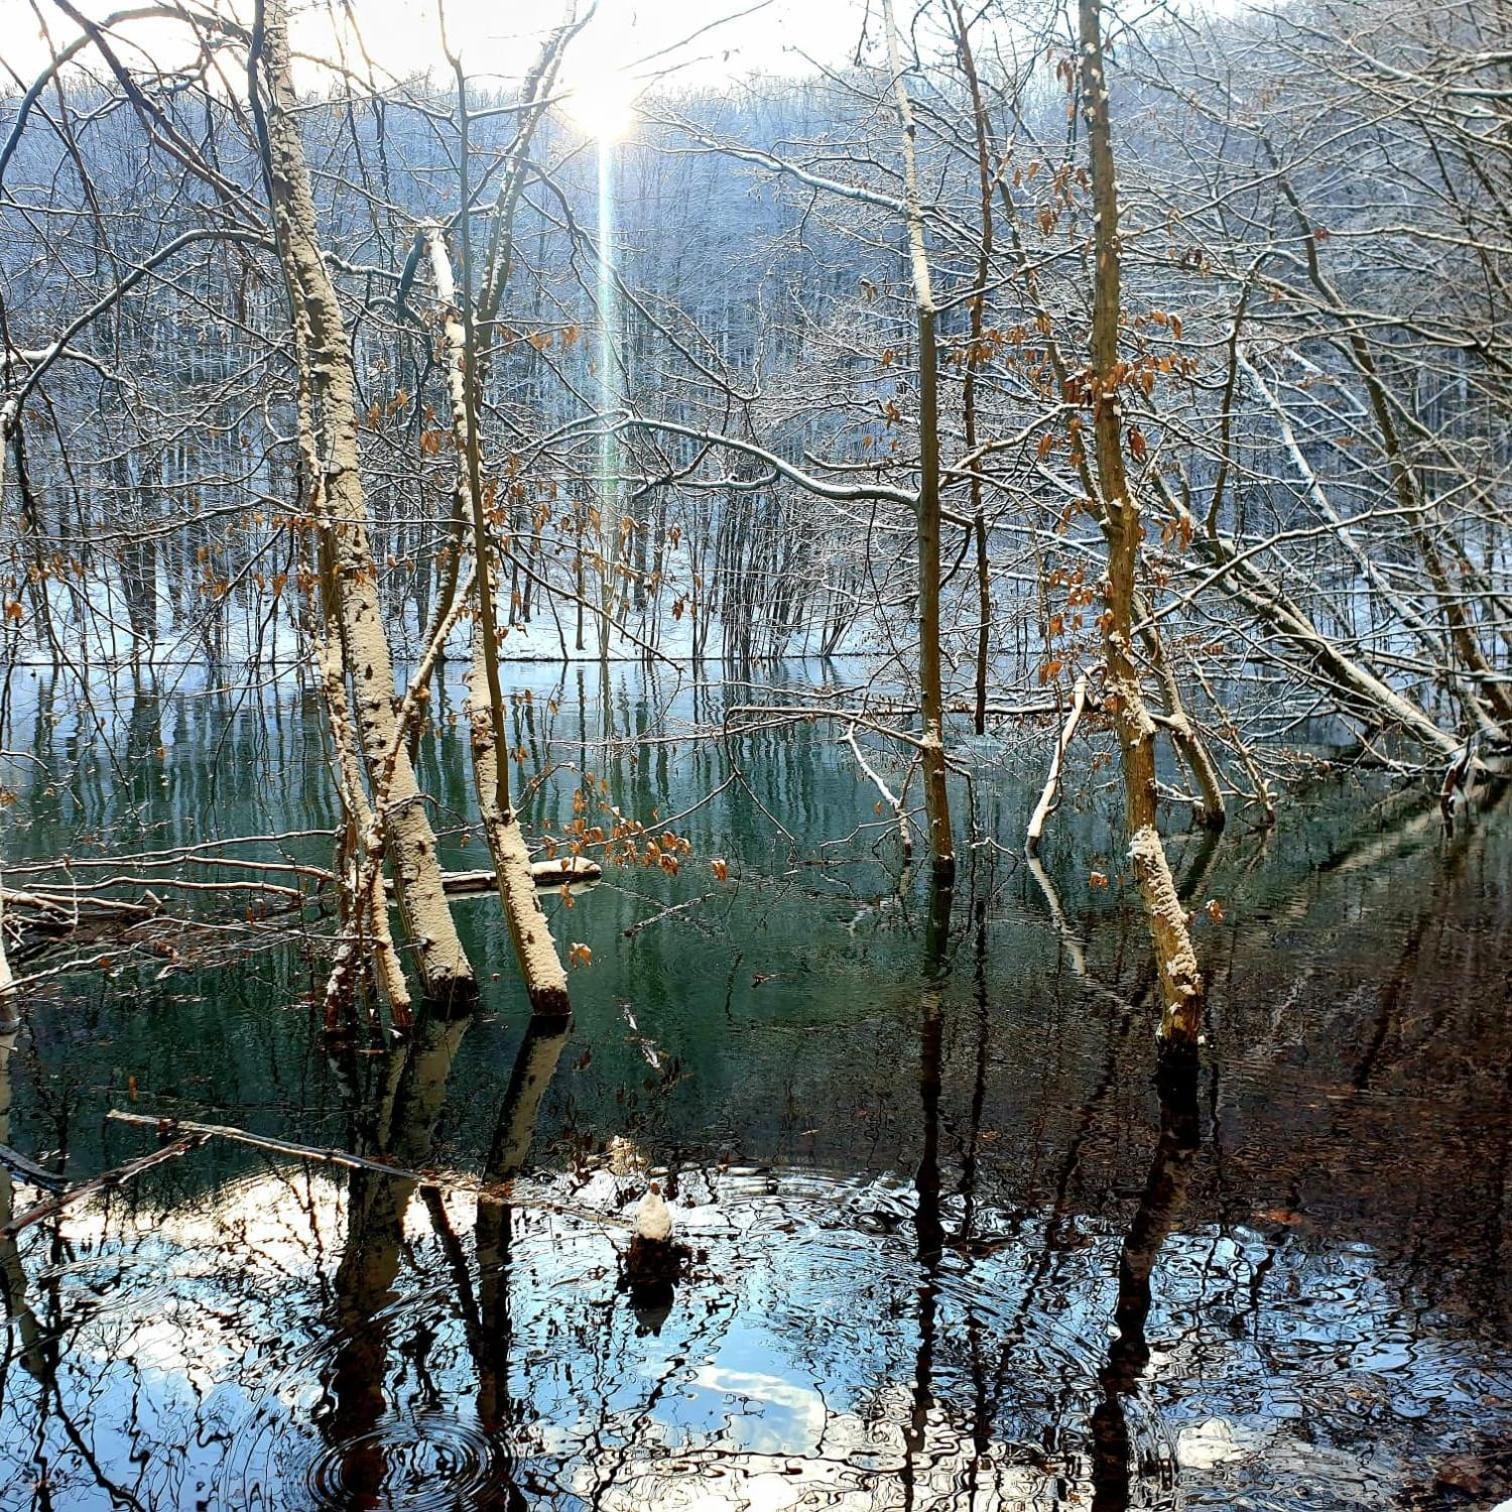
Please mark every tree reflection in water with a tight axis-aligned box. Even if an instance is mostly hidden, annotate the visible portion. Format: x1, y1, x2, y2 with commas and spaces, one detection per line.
1, 673, 1510, 1508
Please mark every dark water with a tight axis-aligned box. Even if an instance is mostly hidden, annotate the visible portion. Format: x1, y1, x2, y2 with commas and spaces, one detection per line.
1, 665, 1509, 1510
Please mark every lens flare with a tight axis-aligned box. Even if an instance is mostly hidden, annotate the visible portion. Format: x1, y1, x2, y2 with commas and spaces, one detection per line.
563, 64, 637, 142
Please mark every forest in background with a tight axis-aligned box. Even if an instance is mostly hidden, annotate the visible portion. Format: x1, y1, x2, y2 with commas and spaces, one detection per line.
0, 0, 1508, 1048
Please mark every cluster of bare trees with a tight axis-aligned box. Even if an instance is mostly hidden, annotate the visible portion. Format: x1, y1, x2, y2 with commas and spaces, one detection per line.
1, 0, 1507, 1050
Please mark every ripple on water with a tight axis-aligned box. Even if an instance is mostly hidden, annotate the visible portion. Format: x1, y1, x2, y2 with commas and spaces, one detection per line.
214, 1167, 1176, 1510
304, 1410, 504, 1511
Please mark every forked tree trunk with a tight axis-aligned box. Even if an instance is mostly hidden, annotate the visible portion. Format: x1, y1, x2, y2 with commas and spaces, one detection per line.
256, 0, 473, 1003
987, 119, 1226, 836
1148, 636, 1226, 831
1079, 0, 1203, 1048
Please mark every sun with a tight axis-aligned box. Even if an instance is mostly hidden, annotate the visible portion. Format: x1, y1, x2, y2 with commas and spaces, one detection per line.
562, 63, 638, 142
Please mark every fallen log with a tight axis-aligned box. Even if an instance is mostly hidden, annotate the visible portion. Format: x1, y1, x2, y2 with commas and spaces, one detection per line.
392, 857, 604, 896
1, 885, 159, 924
4, 858, 599, 930
1, 858, 604, 979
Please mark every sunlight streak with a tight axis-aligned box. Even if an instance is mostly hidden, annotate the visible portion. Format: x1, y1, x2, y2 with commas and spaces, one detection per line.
563, 63, 638, 143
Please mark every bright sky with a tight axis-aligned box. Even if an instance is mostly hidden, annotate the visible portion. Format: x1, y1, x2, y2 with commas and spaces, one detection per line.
0, 0, 869, 99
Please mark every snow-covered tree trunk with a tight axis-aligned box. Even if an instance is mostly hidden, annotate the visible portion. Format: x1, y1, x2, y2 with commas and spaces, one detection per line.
257, 0, 473, 1003
1079, 0, 1204, 1048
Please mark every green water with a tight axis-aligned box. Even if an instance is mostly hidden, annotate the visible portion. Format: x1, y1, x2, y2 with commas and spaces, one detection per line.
0, 664, 1508, 1510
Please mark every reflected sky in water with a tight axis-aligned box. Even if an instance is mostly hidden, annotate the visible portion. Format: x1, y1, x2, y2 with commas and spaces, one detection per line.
1, 665, 1509, 1509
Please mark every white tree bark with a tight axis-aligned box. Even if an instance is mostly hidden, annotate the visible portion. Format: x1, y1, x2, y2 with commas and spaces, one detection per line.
1027, 672, 1091, 855
426, 227, 571, 1016
882, 0, 954, 883
257, 0, 473, 1002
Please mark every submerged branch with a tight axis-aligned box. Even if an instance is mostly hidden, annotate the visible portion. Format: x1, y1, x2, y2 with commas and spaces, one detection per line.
104, 1111, 631, 1229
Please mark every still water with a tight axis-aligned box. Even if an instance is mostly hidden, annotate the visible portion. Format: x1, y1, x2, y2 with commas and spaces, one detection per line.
0, 664, 1508, 1510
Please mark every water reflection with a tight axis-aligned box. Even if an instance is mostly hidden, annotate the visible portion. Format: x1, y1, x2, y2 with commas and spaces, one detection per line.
0, 1023, 45, 1382
1090, 1064, 1196, 1512
318, 1008, 473, 1507
0, 670, 1509, 1508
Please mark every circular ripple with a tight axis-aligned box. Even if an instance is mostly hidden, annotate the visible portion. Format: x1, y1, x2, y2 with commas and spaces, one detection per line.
304, 1409, 501, 1511
207, 1170, 1175, 1509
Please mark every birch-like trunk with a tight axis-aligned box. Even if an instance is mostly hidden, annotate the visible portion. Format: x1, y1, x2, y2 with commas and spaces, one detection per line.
883, 0, 954, 884
0, 880, 15, 1035
426, 227, 571, 1017
256, 0, 472, 1002
1079, 0, 1204, 1048
1026, 671, 1090, 855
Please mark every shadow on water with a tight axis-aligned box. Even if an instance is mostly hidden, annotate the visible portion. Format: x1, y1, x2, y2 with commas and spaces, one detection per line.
0, 666, 1510, 1508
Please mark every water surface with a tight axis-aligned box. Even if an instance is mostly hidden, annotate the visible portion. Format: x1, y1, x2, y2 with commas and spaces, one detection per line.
1, 665, 1508, 1510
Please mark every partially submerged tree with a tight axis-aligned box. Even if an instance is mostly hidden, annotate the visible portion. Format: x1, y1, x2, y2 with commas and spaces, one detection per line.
254, 0, 475, 1006
0, 0, 1506, 1051
1077, 0, 1203, 1048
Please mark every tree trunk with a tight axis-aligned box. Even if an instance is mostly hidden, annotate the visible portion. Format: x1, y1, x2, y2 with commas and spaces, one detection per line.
948, 0, 995, 738
1079, 0, 1203, 1048
255, 0, 473, 1003
883, 0, 954, 884
427, 218, 571, 1018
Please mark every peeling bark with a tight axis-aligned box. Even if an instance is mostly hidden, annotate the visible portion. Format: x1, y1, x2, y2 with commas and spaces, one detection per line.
255, 0, 472, 1003
1127, 826, 1203, 1040
1079, 0, 1204, 1048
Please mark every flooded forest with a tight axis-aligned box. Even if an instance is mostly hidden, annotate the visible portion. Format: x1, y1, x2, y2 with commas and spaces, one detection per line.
0, 0, 1509, 1507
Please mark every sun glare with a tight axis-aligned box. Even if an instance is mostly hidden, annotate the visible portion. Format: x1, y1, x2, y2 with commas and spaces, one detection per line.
563, 64, 638, 142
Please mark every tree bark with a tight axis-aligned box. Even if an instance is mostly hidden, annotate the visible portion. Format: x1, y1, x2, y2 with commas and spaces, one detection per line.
1026, 671, 1091, 855
1079, 0, 1204, 1048
255, 0, 473, 1003
883, 0, 954, 884
427, 220, 571, 1018
948, 0, 995, 737
0, 879, 16, 1035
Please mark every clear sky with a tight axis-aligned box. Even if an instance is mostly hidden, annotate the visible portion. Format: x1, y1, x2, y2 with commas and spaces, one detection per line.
0, 0, 869, 98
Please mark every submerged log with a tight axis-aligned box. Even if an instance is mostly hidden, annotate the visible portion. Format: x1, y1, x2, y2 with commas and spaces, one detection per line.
399, 858, 603, 896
